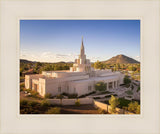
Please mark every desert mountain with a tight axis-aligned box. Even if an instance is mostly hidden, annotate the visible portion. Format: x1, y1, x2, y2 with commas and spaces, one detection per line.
20, 59, 73, 64
103, 54, 140, 64
20, 59, 34, 63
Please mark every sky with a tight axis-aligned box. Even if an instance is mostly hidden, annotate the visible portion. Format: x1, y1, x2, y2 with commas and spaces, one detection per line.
20, 20, 140, 63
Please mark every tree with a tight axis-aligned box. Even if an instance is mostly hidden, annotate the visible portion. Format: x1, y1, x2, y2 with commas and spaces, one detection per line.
128, 101, 139, 113
113, 65, 116, 72
41, 100, 50, 110
116, 63, 121, 71
46, 107, 61, 114
136, 105, 140, 114
75, 99, 80, 106
95, 82, 106, 92
123, 75, 131, 85
125, 71, 128, 76
44, 93, 53, 99
109, 95, 120, 113
94, 61, 105, 70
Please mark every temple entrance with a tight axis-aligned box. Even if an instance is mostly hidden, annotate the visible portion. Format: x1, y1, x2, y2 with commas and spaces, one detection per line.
109, 82, 113, 89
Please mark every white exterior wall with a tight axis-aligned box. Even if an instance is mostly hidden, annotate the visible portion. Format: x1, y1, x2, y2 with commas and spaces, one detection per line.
44, 75, 89, 96
25, 74, 43, 89
71, 81, 95, 96
25, 75, 32, 89
45, 80, 62, 96
38, 78, 46, 97
25, 72, 124, 97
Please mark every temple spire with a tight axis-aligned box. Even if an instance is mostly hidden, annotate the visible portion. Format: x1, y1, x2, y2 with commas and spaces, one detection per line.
80, 36, 85, 56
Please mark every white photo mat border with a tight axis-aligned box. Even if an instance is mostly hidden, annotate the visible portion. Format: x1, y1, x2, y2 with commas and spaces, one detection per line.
0, 0, 159, 134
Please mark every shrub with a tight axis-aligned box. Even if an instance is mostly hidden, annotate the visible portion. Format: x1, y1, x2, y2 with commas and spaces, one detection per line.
68, 94, 78, 99
62, 93, 69, 96
40, 100, 50, 110
20, 99, 41, 114
20, 99, 28, 106
109, 95, 120, 113
45, 93, 53, 99
79, 91, 96, 98
27, 90, 41, 99
28, 101, 39, 107
118, 98, 131, 108
128, 101, 139, 113
75, 99, 80, 106
32, 92, 39, 97
46, 107, 61, 114
95, 82, 106, 92
123, 75, 131, 85
41, 99, 50, 106
56, 94, 63, 99
136, 105, 140, 114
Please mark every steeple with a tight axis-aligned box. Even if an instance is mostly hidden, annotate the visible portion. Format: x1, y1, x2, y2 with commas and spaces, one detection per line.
80, 36, 85, 56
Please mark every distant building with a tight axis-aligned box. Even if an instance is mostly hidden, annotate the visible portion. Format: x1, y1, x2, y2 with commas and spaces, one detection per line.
25, 38, 124, 97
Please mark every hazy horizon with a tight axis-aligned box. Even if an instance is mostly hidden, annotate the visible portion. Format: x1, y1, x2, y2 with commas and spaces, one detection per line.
20, 53, 140, 64
20, 20, 140, 62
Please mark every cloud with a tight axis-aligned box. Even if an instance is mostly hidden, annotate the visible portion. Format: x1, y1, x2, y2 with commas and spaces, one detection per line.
56, 54, 68, 57
36, 52, 78, 62
20, 49, 103, 63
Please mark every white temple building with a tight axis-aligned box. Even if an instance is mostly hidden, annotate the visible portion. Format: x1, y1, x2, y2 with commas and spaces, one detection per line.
25, 38, 124, 97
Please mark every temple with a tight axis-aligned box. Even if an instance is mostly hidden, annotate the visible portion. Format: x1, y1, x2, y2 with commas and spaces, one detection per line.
70, 37, 92, 74
25, 38, 124, 97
